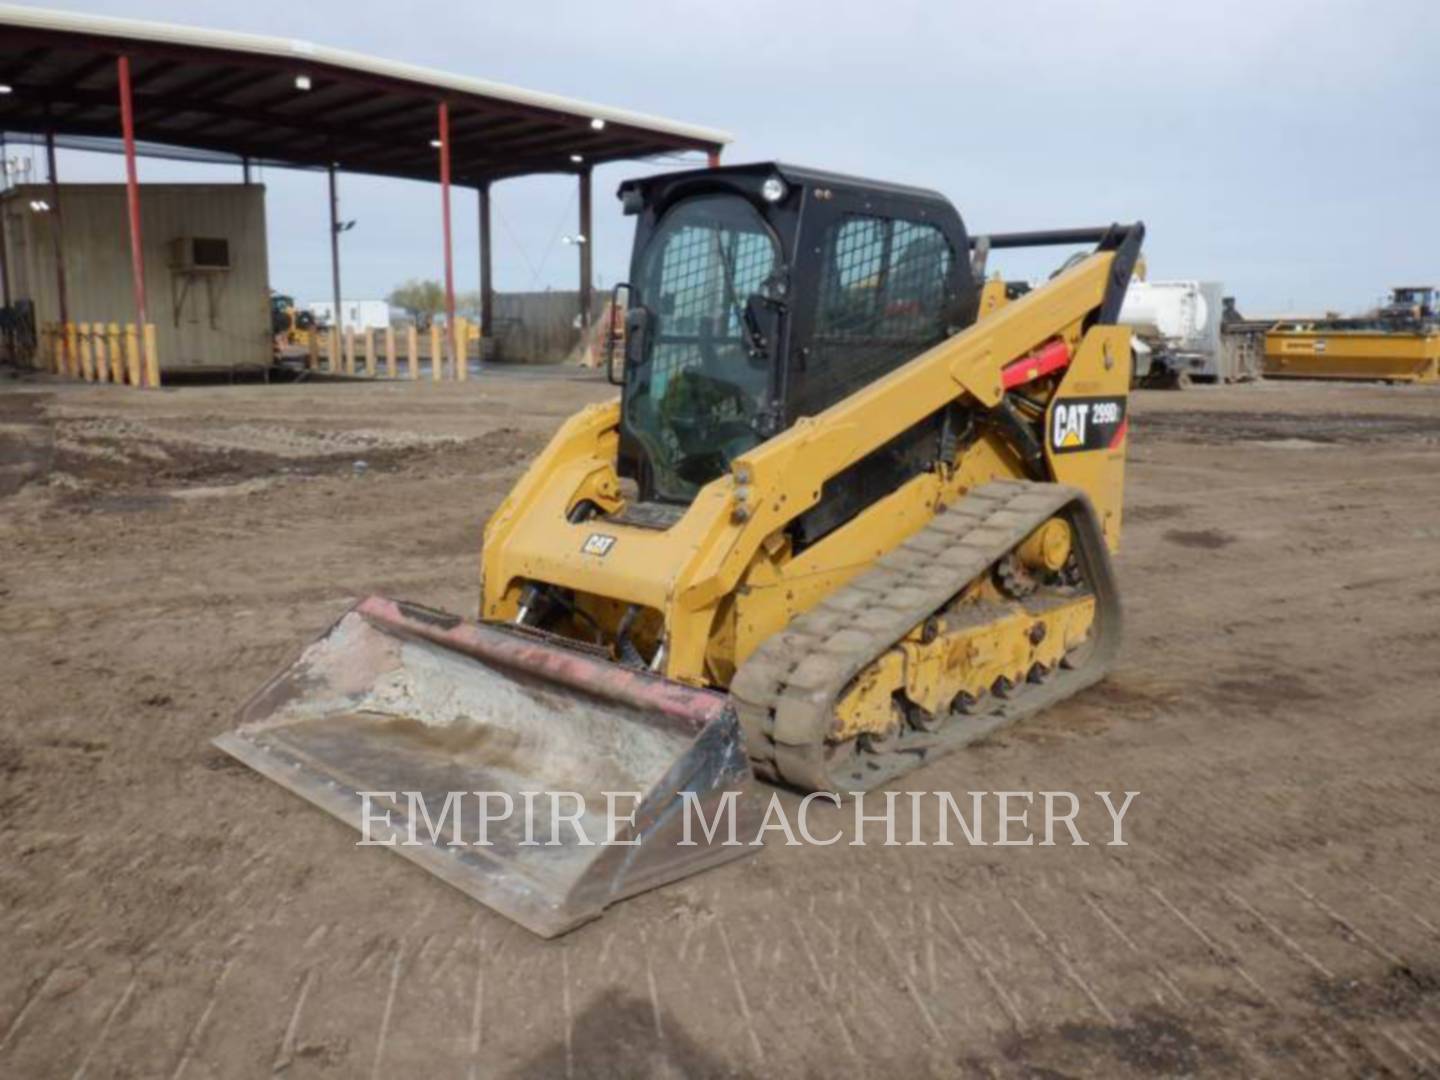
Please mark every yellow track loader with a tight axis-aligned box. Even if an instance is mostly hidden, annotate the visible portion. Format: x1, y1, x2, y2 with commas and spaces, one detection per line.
218, 164, 1143, 937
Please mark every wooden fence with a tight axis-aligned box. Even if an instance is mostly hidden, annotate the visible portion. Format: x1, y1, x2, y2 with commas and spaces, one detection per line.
488, 291, 604, 363
38, 321, 161, 388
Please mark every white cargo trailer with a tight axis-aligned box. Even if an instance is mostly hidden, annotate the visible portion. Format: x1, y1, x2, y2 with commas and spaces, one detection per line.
307, 299, 390, 332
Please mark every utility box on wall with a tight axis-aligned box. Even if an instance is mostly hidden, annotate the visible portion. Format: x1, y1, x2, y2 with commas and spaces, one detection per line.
0, 182, 271, 372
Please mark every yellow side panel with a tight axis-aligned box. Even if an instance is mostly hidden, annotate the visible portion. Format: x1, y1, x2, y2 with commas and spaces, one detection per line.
1264, 329, 1440, 383
1043, 326, 1132, 550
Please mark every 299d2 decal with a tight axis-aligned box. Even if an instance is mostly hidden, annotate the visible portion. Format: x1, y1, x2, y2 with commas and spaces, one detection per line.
1049, 396, 1128, 454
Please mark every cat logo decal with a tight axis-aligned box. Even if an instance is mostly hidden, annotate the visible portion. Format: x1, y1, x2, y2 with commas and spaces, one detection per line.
1049, 397, 1127, 454
581, 533, 617, 557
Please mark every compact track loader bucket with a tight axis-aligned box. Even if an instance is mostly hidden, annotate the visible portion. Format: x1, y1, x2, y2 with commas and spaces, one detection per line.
215, 597, 762, 938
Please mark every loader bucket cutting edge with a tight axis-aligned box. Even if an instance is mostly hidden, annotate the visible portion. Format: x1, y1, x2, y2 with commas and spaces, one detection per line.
216, 596, 764, 938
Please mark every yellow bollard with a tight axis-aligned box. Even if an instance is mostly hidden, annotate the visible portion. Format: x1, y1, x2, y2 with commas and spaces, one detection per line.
64, 322, 79, 378
143, 324, 160, 388
455, 318, 468, 382
307, 329, 319, 371
76, 323, 89, 381
98, 326, 113, 385
430, 324, 443, 381
408, 325, 419, 379
364, 328, 376, 377
108, 323, 123, 383
385, 326, 396, 379
89, 325, 104, 382
91, 326, 109, 384
328, 327, 340, 374
124, 324, 141, 386
343, 327, 355, 375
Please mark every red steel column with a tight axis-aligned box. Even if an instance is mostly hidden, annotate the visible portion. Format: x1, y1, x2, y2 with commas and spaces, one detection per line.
118, 56, 147, 330
707, 149, 721, 168
438, 102, 455, 364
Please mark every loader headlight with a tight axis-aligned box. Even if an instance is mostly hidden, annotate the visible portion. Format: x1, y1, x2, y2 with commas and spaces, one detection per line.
761, 176, 787, 203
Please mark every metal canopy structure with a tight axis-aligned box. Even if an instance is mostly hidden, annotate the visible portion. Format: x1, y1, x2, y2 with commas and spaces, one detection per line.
0, 4, 728, 183
0, 3, 731, 366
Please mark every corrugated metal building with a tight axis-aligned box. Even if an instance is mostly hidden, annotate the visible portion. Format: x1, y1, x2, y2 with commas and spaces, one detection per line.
1, 182, 270, 372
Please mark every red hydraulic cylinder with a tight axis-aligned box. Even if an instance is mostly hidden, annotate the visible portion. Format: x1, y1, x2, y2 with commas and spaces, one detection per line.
1000, 338, 1071, 390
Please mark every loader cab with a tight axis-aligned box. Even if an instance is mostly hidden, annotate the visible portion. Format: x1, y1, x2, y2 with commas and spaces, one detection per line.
1384, 285, 1439, 323
615, 163, 978, 507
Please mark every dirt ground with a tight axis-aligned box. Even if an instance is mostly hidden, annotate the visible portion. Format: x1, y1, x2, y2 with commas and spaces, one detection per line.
2, 368, 1439, 1078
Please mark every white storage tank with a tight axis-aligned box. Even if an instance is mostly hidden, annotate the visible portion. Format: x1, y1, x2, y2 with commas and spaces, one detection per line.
1118, 279, 1233, 383
1119, 281, 1212, 345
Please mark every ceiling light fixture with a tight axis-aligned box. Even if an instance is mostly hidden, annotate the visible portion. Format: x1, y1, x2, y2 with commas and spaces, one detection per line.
589, 117, 605, 131
294, 74, 311, 91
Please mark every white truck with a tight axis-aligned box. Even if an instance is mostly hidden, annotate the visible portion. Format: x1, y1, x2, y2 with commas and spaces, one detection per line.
1119, 280, 1261, 387
306, 299, 391, 332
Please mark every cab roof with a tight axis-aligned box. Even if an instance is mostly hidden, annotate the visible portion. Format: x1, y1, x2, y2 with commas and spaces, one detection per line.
618, 161, 955, 211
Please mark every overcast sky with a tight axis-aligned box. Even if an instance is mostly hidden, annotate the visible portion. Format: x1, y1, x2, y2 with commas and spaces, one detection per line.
16, 0, 1439, 314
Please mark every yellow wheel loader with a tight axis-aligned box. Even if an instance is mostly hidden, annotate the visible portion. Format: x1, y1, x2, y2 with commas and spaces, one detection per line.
218, 164, 1143, 937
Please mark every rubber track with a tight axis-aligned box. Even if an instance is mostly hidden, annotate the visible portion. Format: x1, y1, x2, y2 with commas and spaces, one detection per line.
729, 479, 1122, 792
